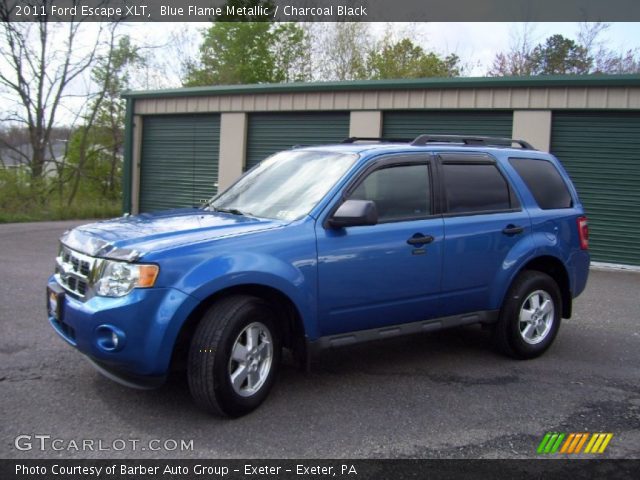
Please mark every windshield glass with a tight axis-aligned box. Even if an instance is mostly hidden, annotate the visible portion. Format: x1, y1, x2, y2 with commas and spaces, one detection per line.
207, 150, 358, 221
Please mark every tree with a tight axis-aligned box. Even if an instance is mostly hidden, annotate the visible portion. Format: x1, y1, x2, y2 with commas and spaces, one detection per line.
0, 3, 106, 181
184, 21, 310, 86
488, 24, 638, 77
578, 22, 640, 74
528, 34, 591, 75
488, 23, 537, 76
366, 38, 461, 79
310, 23, 371, 81
66, 32, 141, 205
183, 1, 310, 86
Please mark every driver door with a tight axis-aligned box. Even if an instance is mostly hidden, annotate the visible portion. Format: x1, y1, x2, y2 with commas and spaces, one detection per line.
315, 155, 444, 336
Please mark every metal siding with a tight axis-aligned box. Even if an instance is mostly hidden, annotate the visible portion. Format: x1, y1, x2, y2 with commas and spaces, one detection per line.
140, 114, 220, 212
133, 86, 640, 115
382, 111, 514, 138
551, 112, 640, 265
245, 112, 350, 170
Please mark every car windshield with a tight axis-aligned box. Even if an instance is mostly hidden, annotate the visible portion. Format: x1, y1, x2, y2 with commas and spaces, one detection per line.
207, 149, 358, 221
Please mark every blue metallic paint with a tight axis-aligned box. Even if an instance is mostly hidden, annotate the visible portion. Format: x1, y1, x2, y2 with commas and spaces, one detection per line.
48, 279, 199, 375
47, 143, 590, 385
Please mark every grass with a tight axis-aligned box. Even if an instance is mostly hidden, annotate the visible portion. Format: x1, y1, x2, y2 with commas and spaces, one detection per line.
0, 199, 122, 223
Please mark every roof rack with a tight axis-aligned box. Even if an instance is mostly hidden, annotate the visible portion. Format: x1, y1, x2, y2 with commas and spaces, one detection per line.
410, 135, 534, 150
341, 137, 414, 144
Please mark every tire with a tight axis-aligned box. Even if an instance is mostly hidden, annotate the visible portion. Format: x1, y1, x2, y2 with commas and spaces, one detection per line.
188, 295, 281, 417
493, 270, 562, 359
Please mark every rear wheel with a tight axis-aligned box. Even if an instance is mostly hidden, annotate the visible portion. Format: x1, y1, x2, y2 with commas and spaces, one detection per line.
493, 271, 562, 359
188, 296, 281, 417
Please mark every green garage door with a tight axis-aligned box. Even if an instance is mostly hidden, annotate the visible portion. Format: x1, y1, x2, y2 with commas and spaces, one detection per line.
383, 111, 514, 139
551, 112, 640, 266
140, 114, 220, 212
245, 112, 350, 170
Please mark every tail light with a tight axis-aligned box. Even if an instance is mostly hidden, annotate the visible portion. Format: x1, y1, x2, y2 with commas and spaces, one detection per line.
577, 216, 589, 250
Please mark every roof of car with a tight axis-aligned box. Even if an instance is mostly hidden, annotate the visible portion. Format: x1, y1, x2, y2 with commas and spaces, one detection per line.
293, 136, 553, 159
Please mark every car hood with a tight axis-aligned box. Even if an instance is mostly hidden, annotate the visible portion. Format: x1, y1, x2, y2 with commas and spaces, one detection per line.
60, 208, 284, 260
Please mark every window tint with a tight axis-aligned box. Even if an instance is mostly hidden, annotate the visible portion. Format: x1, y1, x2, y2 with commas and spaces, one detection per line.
442, 163, 511, 214
350, 164, 430, 221
509, 158, 573, 209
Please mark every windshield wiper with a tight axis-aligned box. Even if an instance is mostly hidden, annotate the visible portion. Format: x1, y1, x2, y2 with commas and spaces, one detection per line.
212, 207, 246, 216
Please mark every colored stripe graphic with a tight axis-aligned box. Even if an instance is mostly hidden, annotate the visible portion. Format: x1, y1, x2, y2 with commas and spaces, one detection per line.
585, 433, 600, 453
537, 433, 552, 454
598, 433, 613, 453
560, 433, 575, 453
540, 433, 613, 454
537, 433, 565, 454
574, 433, 589, 453
585, 433, 614, 453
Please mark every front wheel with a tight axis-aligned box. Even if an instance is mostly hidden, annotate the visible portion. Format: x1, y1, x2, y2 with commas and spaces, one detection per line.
493, 271, 562, 359
188, 296, 281, 417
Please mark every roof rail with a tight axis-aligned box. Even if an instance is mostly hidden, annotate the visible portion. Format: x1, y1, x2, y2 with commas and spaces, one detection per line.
341, 137, 414, 144
411, 135, 534, 150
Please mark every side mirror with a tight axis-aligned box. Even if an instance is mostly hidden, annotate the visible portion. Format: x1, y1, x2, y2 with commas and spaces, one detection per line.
328, 199, 378, 228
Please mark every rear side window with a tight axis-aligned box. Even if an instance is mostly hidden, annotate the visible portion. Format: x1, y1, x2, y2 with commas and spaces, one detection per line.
509, 158, 573, 209
442, 163, 512, 214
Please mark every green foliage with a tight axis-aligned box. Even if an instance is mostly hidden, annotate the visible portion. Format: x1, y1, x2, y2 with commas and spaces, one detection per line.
0, 167, 120, 223
366, 38, 461, 79
489, 32, 599, 77
528, 34, 592, 75
0, 34, 138, 223
63, 126, 123, 202
184, 20, 310, 86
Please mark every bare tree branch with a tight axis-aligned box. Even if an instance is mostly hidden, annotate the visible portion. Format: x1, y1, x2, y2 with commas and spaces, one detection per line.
0, 0, 112, 181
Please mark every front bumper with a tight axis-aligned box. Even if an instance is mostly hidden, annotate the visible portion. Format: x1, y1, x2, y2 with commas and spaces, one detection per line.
47, 276, 199, 382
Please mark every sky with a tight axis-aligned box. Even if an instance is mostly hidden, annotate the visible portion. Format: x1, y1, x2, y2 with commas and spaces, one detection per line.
118, 22, 640, 82
2, 22, 640, 127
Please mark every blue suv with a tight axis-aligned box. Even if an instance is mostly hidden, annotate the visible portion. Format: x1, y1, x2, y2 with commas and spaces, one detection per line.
47, 135, 590, 417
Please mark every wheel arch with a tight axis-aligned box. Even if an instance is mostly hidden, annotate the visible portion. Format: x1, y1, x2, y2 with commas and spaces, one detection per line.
511, 255, 572, 319
170, 284, 307, 371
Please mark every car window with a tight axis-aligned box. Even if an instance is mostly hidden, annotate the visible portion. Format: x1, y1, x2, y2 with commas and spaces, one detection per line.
209, 150, 357, 221
509, 157, 573, 209
350, 164, 431, 222
442, 163, 511, 214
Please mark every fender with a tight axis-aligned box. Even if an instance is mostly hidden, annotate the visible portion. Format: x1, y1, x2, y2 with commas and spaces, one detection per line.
488, 232, 539, 310
173, 252, 319, 339
491, 231, 572, 311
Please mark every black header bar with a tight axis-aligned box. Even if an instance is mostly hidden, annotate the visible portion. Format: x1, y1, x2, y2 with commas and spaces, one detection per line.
3, 0, 640, 22
2, 459, 639, 480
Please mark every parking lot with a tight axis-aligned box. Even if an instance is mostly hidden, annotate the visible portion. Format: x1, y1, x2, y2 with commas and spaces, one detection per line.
1, 220, 639, 459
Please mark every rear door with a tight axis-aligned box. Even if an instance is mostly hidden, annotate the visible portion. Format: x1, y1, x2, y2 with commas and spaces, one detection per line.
315, 154, 444, 336
438, 153, 532, 316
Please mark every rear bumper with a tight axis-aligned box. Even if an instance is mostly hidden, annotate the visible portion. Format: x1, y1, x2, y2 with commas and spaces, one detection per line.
47, 276, 199, 379
570, 250, 590, 299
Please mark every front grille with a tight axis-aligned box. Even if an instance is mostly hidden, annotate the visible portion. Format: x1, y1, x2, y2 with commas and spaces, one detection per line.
55, 245, 97, 299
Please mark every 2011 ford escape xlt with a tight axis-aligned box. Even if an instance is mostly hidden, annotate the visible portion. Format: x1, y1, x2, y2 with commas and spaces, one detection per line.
47, 135, 590, 417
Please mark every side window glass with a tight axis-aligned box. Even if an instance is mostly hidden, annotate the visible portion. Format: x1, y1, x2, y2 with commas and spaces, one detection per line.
443, 163, 511, 214
509, 158, 573, 209
350, 164, 430, 222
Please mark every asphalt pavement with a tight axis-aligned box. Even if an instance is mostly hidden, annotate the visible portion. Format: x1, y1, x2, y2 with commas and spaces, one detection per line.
1, 220, 639, 459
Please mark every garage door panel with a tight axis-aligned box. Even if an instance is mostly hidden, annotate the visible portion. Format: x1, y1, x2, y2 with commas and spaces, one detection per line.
140, 114, 220, 212
551, 112, 640, 265
245, 112, 350, 171
383, 111, 514, 139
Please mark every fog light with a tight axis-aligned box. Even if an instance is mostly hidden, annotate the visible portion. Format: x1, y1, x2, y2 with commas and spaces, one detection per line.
96, 325, 126, 352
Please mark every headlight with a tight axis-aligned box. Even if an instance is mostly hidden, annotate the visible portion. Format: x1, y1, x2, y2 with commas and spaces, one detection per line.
95, 260, 159, 297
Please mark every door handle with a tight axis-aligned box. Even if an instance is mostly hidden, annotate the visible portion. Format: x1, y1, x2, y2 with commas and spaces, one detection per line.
407, 234, 434, 246
502, 224, 524, 235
